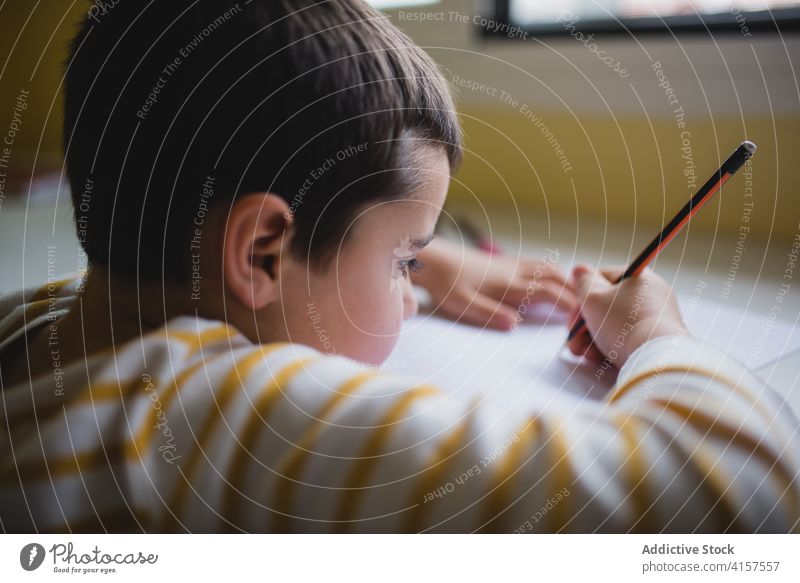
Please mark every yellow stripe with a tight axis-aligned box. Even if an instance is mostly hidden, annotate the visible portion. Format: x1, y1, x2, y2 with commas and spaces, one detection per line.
267, 370, 378, 533
609, 365, 777, 425
167, 348, 275, 516
7, 328, 243, 428
5, 365, 198, 481
24, 299, 53, 318
161, 325, 238, 357
167, 350, 310, 529
7, 350, 221, 478
126, 345, 286, 467
6, 381, 130, 427
16, 436, 125, 483
124, 356, 221, 464
609, 363, 792, 457
332, 385, 440, 533
0, 317, 22, 346
0, 301, 51, 346
6, 344, 285, 525
129, 351, 300, 525
478, 417, 539, 533
11, 378, 146, 481
218, 356, 319, 532
615, 413, 659, 533
0, 286, 72, 345
31, 277, 78, 302
655, 411, 746, 532
539, 420, 575, 533
402, 409, 476, 533
653, 398, 799, 531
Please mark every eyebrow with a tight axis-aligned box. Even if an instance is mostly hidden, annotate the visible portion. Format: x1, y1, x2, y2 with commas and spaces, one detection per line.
410, 233, 435, 249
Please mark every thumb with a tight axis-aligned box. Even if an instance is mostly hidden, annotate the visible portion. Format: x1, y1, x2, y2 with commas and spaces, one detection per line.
571, 264, 610, 298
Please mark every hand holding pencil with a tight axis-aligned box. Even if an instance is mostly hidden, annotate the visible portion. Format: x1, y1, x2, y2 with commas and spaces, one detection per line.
566, 264, 689, 365
565, 141, 757, 361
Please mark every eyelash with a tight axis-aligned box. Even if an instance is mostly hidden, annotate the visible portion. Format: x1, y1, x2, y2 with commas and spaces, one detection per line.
398, 258, 424, 278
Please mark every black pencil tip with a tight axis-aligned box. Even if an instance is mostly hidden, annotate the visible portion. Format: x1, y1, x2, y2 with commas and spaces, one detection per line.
742, 140, 757, 156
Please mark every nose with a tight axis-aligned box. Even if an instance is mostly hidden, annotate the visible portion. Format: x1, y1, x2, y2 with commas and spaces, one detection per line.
402, 278, 418, 320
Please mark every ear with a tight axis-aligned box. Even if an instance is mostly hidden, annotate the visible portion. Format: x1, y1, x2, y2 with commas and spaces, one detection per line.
223, 193, 293, 311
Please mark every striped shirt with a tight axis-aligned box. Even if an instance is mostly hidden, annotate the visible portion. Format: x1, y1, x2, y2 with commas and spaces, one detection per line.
1, 278, 798, 533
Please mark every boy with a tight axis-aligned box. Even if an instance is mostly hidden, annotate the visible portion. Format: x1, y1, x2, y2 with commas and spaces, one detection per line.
0, 0, 798, 533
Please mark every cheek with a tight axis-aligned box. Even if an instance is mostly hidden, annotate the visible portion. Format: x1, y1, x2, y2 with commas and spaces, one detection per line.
343, 260, 408, 363
338, 263, 406, 338
295, 258, 406, 365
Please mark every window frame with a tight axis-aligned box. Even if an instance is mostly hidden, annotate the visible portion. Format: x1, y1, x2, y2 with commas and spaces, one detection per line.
486, 0, 800, 38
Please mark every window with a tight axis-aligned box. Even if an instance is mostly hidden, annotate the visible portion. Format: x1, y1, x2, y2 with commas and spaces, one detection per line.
490, 0, 800, 36
369, 0, 439, 9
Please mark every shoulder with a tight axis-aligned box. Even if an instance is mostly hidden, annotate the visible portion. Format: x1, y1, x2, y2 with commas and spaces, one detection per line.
0, 274, 82, 350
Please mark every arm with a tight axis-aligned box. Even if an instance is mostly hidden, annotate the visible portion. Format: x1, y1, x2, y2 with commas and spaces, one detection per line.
138, 343, 799, 533
133, 269, 800, 532
289, 337, 799, 533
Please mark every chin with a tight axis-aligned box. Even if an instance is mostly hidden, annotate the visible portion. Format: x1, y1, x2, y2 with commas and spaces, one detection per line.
343, 338, 398, 368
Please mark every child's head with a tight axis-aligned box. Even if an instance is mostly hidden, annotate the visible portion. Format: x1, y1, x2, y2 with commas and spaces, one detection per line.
64, 0, 461, 364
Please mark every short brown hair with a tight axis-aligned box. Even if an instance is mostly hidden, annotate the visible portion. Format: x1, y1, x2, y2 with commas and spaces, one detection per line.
64, 0, 462, 279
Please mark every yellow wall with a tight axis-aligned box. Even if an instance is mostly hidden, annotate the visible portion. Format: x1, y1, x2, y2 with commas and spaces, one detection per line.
452, 108, 799, 239
2, 1, 798, 242
0, 2, 87, 184
386, 0, 800, 242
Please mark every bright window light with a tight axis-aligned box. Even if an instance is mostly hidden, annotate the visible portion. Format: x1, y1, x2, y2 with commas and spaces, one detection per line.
510, 0, 800, 26
369, 0, 440, 9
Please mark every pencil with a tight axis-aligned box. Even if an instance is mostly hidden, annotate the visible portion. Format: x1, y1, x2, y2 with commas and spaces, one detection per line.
567, 140, 757, 342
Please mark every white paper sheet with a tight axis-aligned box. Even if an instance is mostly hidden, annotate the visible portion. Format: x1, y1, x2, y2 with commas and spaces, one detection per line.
388, 295, 800, 407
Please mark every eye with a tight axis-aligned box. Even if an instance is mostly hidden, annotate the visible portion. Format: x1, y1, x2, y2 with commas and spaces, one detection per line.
397, 257, 424, 278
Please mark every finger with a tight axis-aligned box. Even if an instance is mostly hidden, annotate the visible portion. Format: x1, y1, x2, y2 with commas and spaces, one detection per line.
494, 278, 543, 307
516, 258, 549, 277
548, 271, 577, 294
500, 277, 578, 314
567, 326, 594, 356
488, 281, 529, 307
518, 259, 563, 279
583, 343, 606, 364
567, 328, 606, 363
543, 281, 578, 312
536, 268, 577, 294
528, 280, 578, 313
571, 264, 612, 299
570, 263, 592, 287
599, 265, 627, 283
567, 305, 582, 329
441, 290, 518, 331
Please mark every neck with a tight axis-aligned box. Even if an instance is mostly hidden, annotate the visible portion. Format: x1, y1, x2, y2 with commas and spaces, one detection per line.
61, 266, 227, 357
1, 266, 236, 387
